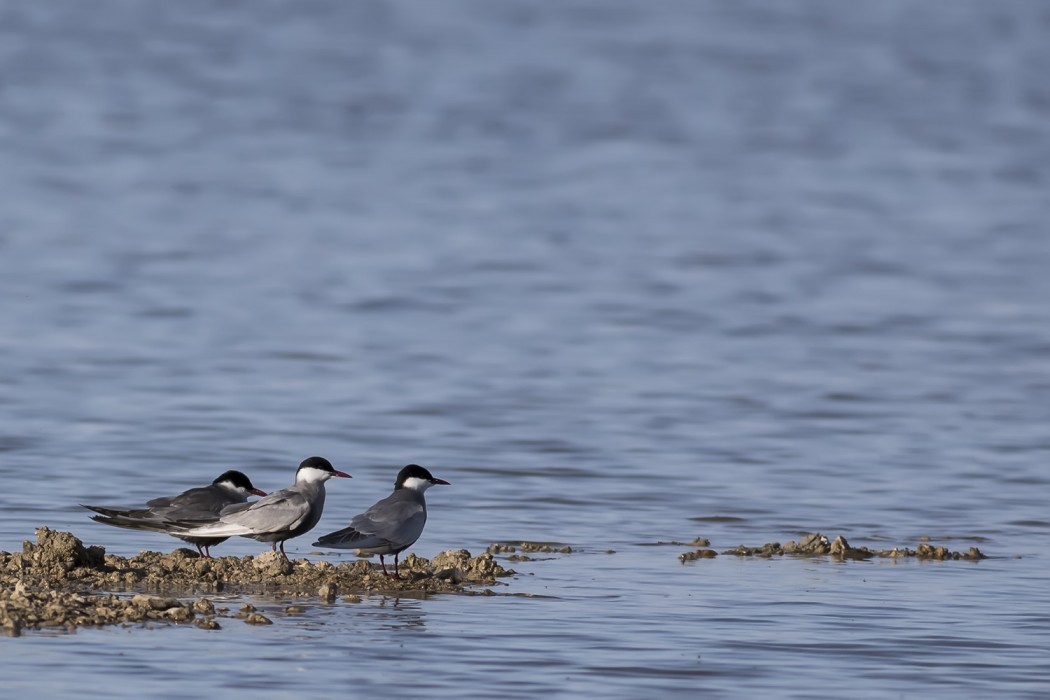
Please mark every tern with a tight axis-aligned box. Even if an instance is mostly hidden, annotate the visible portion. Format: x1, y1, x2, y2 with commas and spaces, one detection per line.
312, 464, 449, 578
172, 456, 350, 559
82, 470, 267, 558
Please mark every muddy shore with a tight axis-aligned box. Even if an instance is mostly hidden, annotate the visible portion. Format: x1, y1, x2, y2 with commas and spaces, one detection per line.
678, 532, 989, 562
3, 528, 992, 636
1, 527, 514, 636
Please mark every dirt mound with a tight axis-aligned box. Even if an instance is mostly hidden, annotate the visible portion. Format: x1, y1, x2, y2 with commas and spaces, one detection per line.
0, 527, 514, 636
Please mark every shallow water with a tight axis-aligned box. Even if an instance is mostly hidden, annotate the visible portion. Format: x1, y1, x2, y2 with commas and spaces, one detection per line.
2, 0, 1050, 697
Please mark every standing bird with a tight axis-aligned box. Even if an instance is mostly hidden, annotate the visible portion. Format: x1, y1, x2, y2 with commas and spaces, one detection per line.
171, 456, 350, 559
82, 470, 267, 558
312, 464, 450, 578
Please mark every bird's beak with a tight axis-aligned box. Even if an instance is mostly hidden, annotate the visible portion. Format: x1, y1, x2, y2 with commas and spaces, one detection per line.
430, 477, 451, 486
250, 488, 268, 497
333, 470, 352, 478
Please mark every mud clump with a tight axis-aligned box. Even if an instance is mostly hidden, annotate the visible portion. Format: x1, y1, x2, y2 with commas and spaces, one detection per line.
21, 528, 105, 576
679, 532, 988, 563
828, 535, 875, 560
488, 542, 572, 555
722, 541, 785, 558
1, 528, 515, 635
428, 550, 507, 583
678, 549, 718, 562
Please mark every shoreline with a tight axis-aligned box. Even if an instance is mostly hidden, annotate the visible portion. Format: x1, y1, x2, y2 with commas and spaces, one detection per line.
2, 527, 992, 636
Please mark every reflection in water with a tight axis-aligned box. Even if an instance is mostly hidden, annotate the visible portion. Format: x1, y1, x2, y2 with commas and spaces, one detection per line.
370, 596, 428, 633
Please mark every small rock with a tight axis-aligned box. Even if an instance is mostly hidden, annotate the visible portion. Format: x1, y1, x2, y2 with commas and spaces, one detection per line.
679, 549, 718, 562
434, 568, 461, 583
253, 551, 293, 576
722, 542, 782, 557
164, 606, 193, 622
131, 595, 182, 611
830, 536, 875, 561
519, 542, 567, 553
192, 598, 215, 615
786, 533, 830, 555
917, 543, 950, 560
243, 613, 272, 625
431, 550, 471, 571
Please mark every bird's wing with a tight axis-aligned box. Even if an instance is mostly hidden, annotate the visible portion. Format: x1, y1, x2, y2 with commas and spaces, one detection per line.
177, 488, 309, 537
130, 484, 236, 524
82, 504, 175, 533
145, 495, 176, 508
166, 485, 236, 515
314, 494, 424, 550
89, 484, 236, 528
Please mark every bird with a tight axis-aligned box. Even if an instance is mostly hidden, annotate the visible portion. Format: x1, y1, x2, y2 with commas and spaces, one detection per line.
170, 456, 350, 559
312, 464, 450, 578
82, 470, 268, 558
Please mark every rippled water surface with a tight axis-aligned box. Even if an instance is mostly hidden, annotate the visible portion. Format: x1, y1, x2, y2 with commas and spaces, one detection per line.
2, 1, 1049, 697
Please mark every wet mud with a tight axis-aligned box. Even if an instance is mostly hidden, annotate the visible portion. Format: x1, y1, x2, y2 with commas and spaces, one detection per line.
1, 528, 513, 636
2, 528, 993, 636
487, 541, 574, 562
678, 533, 989, 562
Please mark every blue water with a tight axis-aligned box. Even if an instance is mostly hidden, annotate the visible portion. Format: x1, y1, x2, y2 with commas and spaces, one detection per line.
2, 1, 1049, 697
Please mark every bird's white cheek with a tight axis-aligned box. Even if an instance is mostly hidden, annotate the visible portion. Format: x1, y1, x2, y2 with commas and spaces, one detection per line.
297, 467, 332, 484
221, 483, 251, 498
401, 477, 431, 492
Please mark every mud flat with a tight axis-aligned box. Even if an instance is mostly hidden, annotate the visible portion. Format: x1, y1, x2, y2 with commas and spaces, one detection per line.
1, 527, 514, 636
678, 533, 989, 562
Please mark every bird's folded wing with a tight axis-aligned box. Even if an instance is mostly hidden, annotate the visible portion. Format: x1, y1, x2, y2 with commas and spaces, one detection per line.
145, 495, 177, 508
353, 499, 424, 541
166, 486, 227, 513
315, 500, 425, 549
178, 490, 310, 537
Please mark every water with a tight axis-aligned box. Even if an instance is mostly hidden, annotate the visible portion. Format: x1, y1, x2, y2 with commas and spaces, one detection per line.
2, 0, 1050, 697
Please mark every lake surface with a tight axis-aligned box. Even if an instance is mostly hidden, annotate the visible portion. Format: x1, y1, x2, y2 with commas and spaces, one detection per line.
2, 1, 1049, 697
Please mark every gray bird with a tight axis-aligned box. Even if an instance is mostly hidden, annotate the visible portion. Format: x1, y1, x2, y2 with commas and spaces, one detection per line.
312, 464, 450, 578
171, 456, 350, 559
82, 470, 267, 558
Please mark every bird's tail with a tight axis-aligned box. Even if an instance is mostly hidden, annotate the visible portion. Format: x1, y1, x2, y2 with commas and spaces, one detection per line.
82, 505, 170, 532
312, 526, 366, 549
